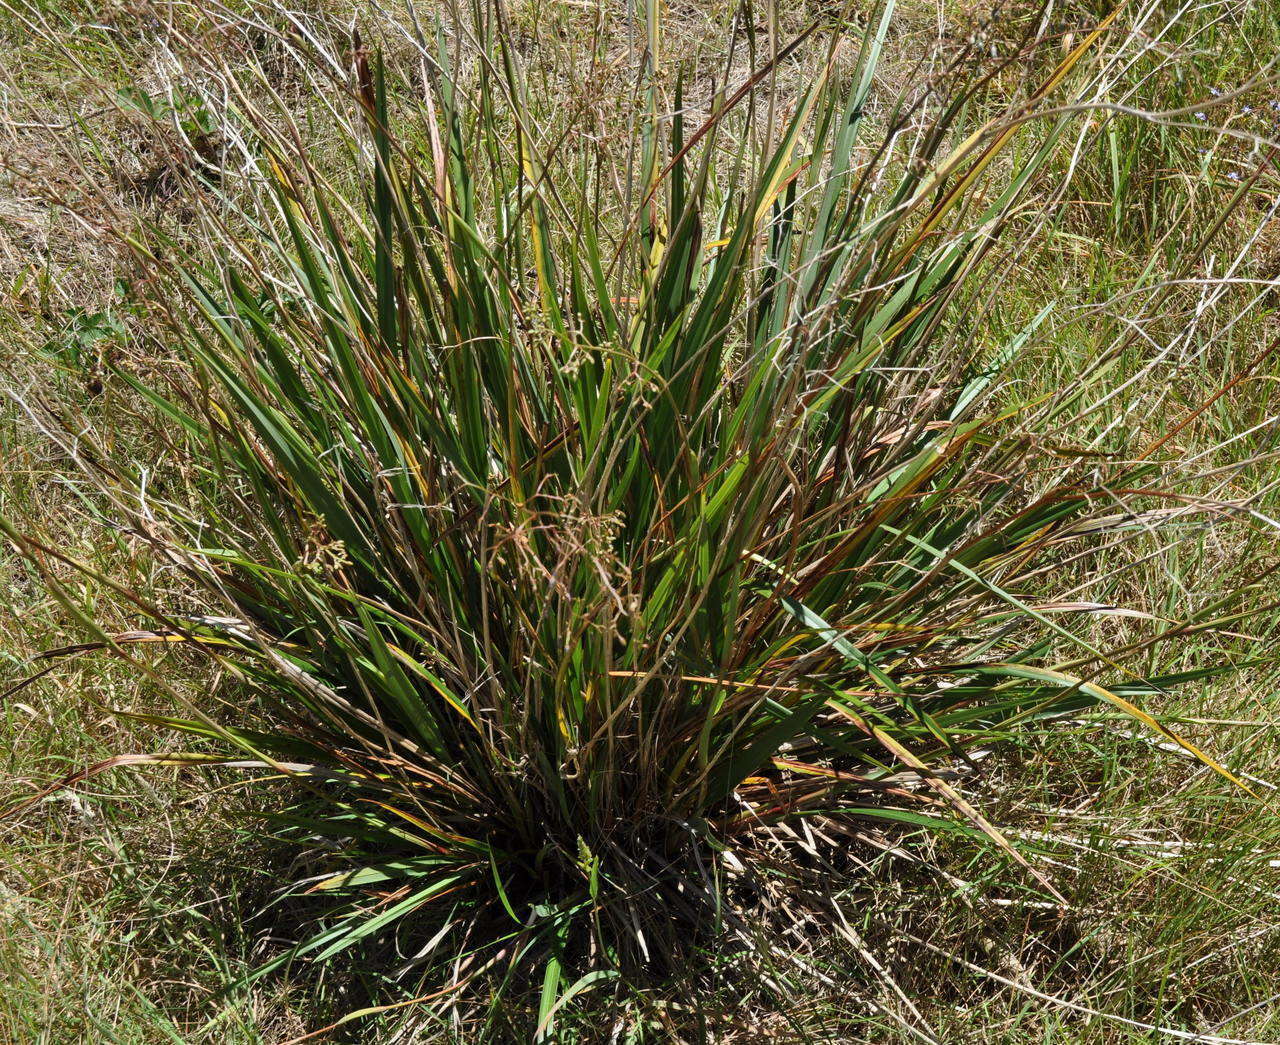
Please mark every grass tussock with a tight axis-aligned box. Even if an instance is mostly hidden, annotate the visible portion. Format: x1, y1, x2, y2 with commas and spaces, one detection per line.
3, 0, 1280, 1040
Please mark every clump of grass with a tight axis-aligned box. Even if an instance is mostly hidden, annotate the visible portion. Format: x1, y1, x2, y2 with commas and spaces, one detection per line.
3, 0, 1273, 1036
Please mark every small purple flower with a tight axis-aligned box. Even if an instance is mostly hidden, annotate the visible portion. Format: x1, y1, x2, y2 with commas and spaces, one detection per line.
1210, 87, 1222, 97
1195, 112, 1207, 121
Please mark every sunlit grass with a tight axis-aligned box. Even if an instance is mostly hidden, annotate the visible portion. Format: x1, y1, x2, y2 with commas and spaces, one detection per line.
2, 0, 1279, 1040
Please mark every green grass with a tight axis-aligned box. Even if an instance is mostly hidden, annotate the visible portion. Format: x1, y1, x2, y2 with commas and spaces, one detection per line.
2, 0, 1280, 1040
